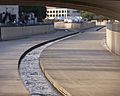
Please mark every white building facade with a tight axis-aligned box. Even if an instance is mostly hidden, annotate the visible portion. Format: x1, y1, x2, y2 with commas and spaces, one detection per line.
46, 7, 80, 20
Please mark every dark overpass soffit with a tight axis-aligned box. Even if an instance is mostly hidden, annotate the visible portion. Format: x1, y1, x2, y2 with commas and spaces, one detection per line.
21, 0, 118, 11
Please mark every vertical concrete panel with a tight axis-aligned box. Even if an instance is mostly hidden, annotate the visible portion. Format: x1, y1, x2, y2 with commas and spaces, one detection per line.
0, 24, 54, 40
1, 26, 25, 40
49, 25, 54, 32
106, 23, 120, 55
106, 29, 112, 50
54, 22, 95, 29
115, 31, 120, 55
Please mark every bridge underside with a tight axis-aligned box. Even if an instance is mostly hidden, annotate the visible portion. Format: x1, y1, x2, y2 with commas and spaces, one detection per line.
0, 0, 120, 21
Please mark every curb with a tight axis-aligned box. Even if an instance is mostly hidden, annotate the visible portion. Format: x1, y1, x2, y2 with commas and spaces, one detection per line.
40, 64, 72, 96
95, 26, 105, 31
39, 33, 82, 96
18, 31, 80, 68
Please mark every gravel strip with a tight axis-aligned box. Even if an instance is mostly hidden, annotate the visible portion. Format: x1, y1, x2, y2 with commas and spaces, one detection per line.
19, 42, 60, 96
19, 32, 80, 96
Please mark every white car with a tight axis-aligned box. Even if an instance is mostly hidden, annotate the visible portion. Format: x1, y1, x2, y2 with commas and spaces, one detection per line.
64, 16, 82, 23
64, 18, 73, 23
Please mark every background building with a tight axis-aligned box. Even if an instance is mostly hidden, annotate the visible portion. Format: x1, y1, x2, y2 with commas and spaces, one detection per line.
46, 7, 80, 20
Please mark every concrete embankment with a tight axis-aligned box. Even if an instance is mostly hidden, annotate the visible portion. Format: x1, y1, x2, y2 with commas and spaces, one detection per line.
0, 24, 54, 40
54, 22, 96, 29
106, 22, 120, 55
40, 27, 120, 96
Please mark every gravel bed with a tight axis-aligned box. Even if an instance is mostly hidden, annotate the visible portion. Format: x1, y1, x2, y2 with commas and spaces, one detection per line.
19, 42, 60, 96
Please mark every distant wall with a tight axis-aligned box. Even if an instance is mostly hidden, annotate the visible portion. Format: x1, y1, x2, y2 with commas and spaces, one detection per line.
54, 22, 96, 29
106, 22, 120, 55
0, 24, 54, 40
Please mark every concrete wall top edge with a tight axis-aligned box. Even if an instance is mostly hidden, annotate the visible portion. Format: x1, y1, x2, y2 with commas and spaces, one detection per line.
107, 22, 120, 32
0, 23, 54, 28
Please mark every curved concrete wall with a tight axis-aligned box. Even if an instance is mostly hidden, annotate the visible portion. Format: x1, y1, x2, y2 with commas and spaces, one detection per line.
106, 22, 120, 55
0, 24, 54, 40
54, 22, 96, 29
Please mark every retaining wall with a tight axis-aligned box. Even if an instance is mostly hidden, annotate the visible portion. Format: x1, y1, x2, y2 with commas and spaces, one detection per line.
0, 24, 54, 40
106, 22, 120, 55
54, 22, 96, 29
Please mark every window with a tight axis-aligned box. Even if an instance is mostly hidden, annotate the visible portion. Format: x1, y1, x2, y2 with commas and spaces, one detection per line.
47, 11, 49, 13
59, 10, 61, 13
50, 15, 52, 17
67, 10, 70, 13
62, 14, 64, 17
59, 14, 61, 17
72, 11, 76, 13
67, 14, 70, 16
53, 15, 55, 17
50, 11, 52, 13
56, 11, 58, 13
72, 11, 80, 13
53, 11, 55, 13
62, 10, 64, 13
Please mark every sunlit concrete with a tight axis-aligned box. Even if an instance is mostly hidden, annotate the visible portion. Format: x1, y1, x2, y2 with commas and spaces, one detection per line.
0, 30, 78, 96
54, 22, 95, 29
0, 0, 120, 95
0, 24, 54, 40
106, 22, 120, 55
40, 27, 120, 96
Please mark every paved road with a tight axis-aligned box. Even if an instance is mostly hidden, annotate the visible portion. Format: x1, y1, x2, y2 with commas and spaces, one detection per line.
40, 28, 120, 96
0, 30, 78, 96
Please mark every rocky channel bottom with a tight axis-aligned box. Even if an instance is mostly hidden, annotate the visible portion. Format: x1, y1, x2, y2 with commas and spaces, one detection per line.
19, 43, 60, 96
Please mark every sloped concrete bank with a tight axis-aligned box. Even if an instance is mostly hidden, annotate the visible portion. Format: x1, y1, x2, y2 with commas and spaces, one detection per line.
39, 26, 105, 96
19, 26, 104, 96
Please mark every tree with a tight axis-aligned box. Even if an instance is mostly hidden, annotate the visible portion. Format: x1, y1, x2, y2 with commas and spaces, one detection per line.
80, 11, 95, 21
19, 6, 47, 22
80, 11, 110, 21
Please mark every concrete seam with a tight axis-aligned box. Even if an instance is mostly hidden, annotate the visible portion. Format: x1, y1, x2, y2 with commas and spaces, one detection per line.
102, 38, 119, 56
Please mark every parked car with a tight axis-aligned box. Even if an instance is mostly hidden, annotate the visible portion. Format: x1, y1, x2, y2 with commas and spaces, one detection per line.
64, 16, 83, 23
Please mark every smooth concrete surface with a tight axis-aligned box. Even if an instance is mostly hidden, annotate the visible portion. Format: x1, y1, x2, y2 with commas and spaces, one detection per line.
40, 27, 120, 96
0, 24, 54, 40
54, 22, 96, 29
106, 22, 120, 55
0, 30, 78, 96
